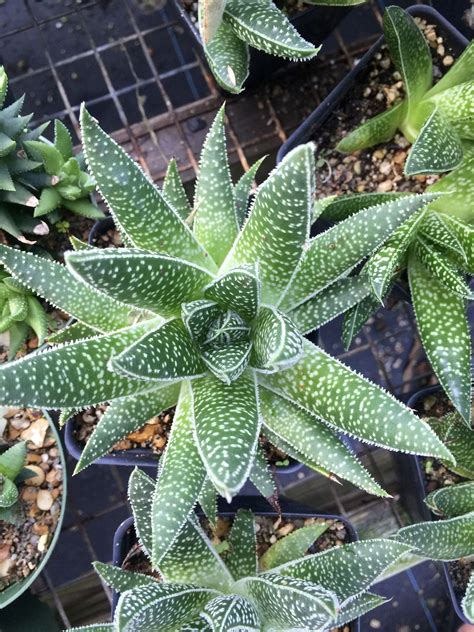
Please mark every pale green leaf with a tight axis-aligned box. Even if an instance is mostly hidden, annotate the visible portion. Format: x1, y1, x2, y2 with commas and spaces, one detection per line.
226, 509, 256, 580
251, 307, 302, 373
443, 214, 474, 274
201, 595, 260, 631
337, 101, 406, 152
48, 321, 98, 345
234, 157, 265, 227
204, 263, 260, 322
262, 339, 453, 460
80, 106, 213, 271
191, 373, 260, 500
414, 236, 472, 298
420, 211, 467, 263
54, 119, 73, 160
408, 253, 471, 424
425, 481, 474, 517
203, 20, 249, 93
316, 192, 408, 223
342, 294, 381, 351
0, 441, 26, 480
194, 107, 237, 266
260, 523, 329, 572
0, 245, 131, 333
93, 561, 156, 593
428, 148, 474, 228
330, 592, 389, 628
66, 248, 214, 317
162, 158, 192, 222
425, 41, 474, 98
222, 144, 314, 305
225, 0, 320, 60
128, 467, 154, 556
249, 443, 277, 503
462, 572, 474, 624
75, 384, 180, 473
429, 81, 474, 140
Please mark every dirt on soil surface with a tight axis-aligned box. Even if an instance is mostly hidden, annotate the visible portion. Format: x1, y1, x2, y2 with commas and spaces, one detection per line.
418, 390, 473, 601
311, 19, 457, 198
122, 514, 351, 631
0, 408, 64, 592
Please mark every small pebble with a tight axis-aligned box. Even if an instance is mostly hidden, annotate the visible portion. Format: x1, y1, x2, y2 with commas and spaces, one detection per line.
36, 490, 54, 512
24, 465, 45, 487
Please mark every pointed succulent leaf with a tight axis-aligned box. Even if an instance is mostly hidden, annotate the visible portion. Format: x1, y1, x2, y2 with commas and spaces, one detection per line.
443, 214, 474, 274
289, 275, 372, 335
274, 539, 411, 602
204, 263, 260, 322
414, 236, 472, 298
236, 573, 337, 629
342, 294, 381, 351
316, 192, 408, 223
163, 159, 192, 222
199, 0, 227, 44
67, 626, 114, 632
462, 572, 474, 624
224, 0, 320, 60
251, 307, 302, 373
201, 595, 260, 631
428, 413, 474, 476
179, 618, 211, 631
425, 482, 474, 517
54, 119, 73, 159
201, 340, 252, 384
0, 441, 26, 480
152, 381, 207, 567
249, 443, 277, 504
34, 187, 61, 217
420, 211, 467, 263
7, 321, 29, 361
93, 561, 156, 593
128, 467, 155, 556
395, 512, 474, 561
331, 593, 389, 628
115, 583, 220, 632
203, 20, 250, 93
259, 387, 387, 496
429, 81, 474, 139
260, 523, 329, 572
262, 339, 453, 460
191, 373, 260, 500
222, 144, 314, 305
404, 107, 463, 175
48, 321, 98, 345
75, 384, 180, 473
194, 107, 237, 266
66, 249, 214, 317
234, 157, 266, 227
0, 477, 18, 508
198, 477, 217, 527
80, 106, 212, 270
281, 193, 438, 311
62, 198, 105, 220
337, 100, 406, 152
23, 140, 64, 175
226, 509, 257, 580
425, 41, 474, 98
0, 245, 131, 332
384, 6, 432, 115
408, 253, 471, 424
366, 208, 426, 301
0, 320, 158, 408
182, 300, 222, 344
112, 319, 206, 381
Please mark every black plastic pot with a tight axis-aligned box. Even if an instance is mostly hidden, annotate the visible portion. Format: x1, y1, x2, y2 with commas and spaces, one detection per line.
111, 497, 359, 630
171, 0, 353, 91
396, 383, 471, 625
277, 5, 469, 163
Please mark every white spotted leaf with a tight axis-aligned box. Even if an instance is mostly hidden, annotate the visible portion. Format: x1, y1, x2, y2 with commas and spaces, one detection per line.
202, 20, 249, 93
234, 157, 266, 227
462, 572, 474, 624
182, 300, 223, 345
342, 293, 381, 351
251, 307, 302, 373
201, 340, 252, 384
331, 592, 389, 628
225, 509, 257, 580
201, 595, 260, 631
414, 236, 472, 298
163, 158, 192, 222
337, 101, 406, 153
204, 263, 260, 322
259, 523, 329, 572
93, 561, 156, 593
425, 481, 474, 518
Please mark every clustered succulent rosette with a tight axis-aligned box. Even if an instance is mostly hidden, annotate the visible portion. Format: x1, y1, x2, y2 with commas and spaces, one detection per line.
337, 6, 474, 177
0, 104, 454, 570
196, 0, 365, 93
67, 469, 413, 632
315, 144, 474, 425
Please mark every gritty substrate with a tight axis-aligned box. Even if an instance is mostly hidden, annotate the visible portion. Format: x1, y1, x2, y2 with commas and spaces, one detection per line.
312, 18, 456, 198
418, 391, 473, 602
0, 408, 64, 592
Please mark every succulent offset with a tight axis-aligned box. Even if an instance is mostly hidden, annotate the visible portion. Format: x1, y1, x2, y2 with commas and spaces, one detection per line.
197, 0, 365, 93
0, 67, 102, 242
67, 468, 412, 632
0, 104, 454, 569
337, 6, 474, 177
0, 440, 28, 522
0, 268, 48, 359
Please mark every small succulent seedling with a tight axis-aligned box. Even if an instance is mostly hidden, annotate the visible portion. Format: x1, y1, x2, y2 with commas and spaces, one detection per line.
0, 440, 29, 523
67, 468, 412, 632
0, 269, 48, 359
318, 147, 474, 424
337, 6, 474, 176
396, 481, 474, 623
197, 0, 365, 93
0, 105, 453, 569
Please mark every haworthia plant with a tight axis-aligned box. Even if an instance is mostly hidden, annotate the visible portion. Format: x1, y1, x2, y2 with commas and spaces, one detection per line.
67, 475, 410, 631
332, 151, 474, 423
337, 6, 474, 176
0, 105, 453, 569
195, 0, 365, 93
0, 440, 30, 524
395, 481, 474, 623
0, 67, 102, 242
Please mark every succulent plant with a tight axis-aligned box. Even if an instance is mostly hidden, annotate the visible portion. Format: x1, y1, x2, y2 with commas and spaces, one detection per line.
0, 268, 48, 359
0, 105, 453, 568
337, 6, 474, 177
395, 480, 474, 623
197, 0, 365, 93
67, 468, 412, 632
319, 147, 474, 424
0, 440, 28, 520
425, 410, 474, 479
